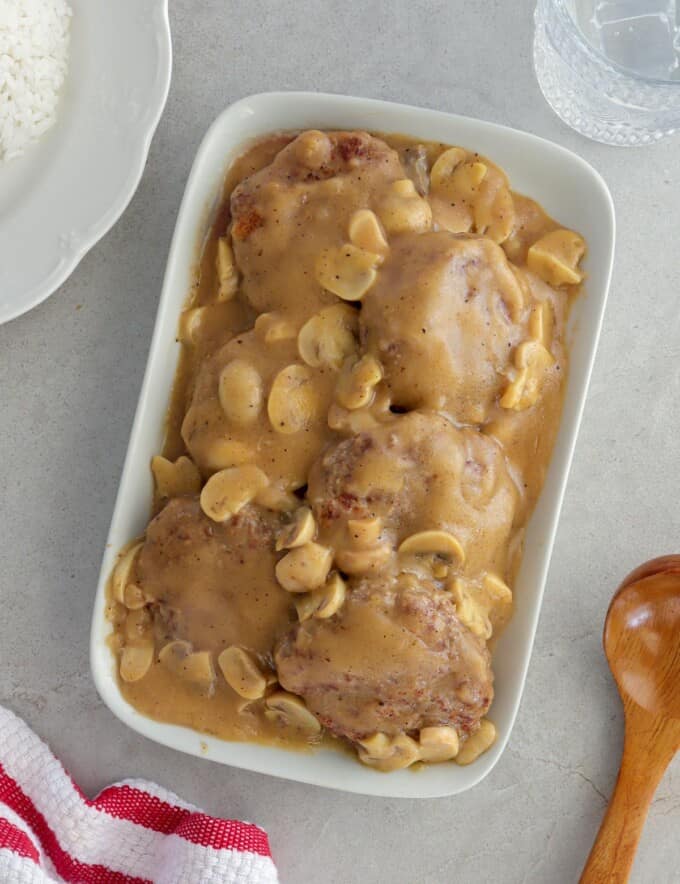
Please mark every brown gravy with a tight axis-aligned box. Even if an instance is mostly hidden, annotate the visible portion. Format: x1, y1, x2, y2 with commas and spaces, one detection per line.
107, 129, 585, 768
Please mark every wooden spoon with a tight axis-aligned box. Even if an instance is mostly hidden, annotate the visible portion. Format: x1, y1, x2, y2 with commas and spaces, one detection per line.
580, 556, 680, 883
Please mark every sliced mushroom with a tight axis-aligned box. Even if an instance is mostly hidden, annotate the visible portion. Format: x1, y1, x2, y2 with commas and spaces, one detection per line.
275, 542, 333, 592
430, 151, 488, 234
178, 307, 207, 344
276, 507, 316, 551
430, 148, 515, 243
264, 691, 322, 735
392, 178, 419, 197
216, 236, 239, 302
124, 606, 151, 643
516, 337, 555, 376
294, 571, 346, 621
327, 402, 381, 434
527, 229, 586, 286
483, 572, 513, 605
419, 726, 460, 762
529, 301, 553, 349
297, 304, 358, 370
335, 354, 383, 410
398, 530, 465, 565
315, 244, 380, 301
437, 163, 487, 234
199, 465, 269, 522
158, 640, 215, 691
473, 176, 515, 245
182, 652, 216, 690
254, 311, 298, 344
429, 147, 467, 190
334, 543, 392, 576
348, 209, 388, 255
267, 364, 322, 434
499, 340, 554, 411
120, 644, 154, 683
218, 359, 263, 426
448, 578, 492, 640
357, 732, 421, 772
295, 590, 324, 622
494, 266, 526, 324
151, 455, 201, 501
123, 583, 148, 611
377, 179, 432, 235
450, 161, 487, 199
455, 719, 497, 765
293, 130, 331, 169
346, 517, 382, 549
111, 540, 144, 604
158, 639, 193, 671
217, 646, 267, 700
202, 437, 253, 471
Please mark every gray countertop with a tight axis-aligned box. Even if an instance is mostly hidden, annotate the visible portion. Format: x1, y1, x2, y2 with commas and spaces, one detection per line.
1, 2, 679, 882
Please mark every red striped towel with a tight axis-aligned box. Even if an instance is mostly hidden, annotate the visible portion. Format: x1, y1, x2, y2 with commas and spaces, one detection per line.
0, 705, 278, 883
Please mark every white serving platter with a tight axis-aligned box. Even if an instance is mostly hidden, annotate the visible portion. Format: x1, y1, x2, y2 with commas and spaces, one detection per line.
91, 92, 615, 798
0, 0, 172, 325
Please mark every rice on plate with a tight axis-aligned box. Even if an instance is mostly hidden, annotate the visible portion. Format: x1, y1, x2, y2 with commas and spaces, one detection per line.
0, 0, 72, 164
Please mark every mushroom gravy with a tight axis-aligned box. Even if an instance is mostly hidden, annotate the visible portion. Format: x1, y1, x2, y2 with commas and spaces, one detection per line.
106, 130, 585, 770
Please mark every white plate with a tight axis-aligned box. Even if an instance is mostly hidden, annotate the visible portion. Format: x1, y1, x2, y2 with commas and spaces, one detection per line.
0, 0, 171, 325
91, 92, 615, 798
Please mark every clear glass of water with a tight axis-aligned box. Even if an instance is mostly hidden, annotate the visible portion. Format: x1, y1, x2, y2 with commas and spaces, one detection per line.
534, 0, 680, 144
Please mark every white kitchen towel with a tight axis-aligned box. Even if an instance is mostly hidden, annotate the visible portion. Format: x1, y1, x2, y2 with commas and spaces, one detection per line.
0, 705, 278, 884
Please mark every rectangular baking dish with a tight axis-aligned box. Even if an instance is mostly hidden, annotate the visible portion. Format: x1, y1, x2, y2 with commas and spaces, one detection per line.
91, 92, 615, 798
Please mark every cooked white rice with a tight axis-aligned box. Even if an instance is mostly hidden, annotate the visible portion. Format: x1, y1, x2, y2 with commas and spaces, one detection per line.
0, 0, 72, 163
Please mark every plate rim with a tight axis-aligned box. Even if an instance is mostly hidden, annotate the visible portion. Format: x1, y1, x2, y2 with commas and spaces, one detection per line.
0, 0, 172, 326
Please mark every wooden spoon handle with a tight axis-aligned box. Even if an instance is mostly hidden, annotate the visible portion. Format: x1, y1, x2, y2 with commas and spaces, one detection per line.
580, 708, 678, 884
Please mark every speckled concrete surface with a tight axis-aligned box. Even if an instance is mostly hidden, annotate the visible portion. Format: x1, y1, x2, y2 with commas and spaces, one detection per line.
1, 2, 679, 882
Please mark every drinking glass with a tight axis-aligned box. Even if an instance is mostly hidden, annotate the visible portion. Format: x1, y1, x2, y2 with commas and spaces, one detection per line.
534, 0, 680, 144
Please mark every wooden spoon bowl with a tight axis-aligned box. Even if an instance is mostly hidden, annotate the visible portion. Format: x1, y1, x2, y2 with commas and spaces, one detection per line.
580, 556, 680, 883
